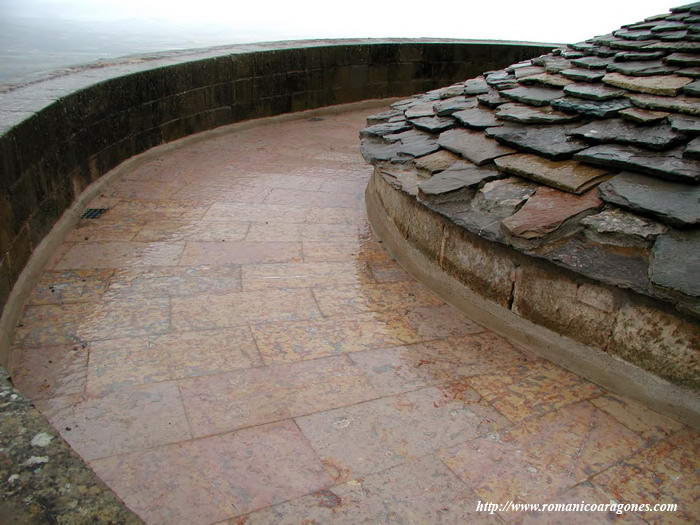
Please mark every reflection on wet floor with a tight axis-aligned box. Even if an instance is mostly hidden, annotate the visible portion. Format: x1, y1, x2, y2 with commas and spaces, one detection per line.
9, 108, 700, 525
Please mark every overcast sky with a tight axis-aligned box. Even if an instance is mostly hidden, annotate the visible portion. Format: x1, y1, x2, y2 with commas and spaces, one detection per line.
0, 0, 679, 82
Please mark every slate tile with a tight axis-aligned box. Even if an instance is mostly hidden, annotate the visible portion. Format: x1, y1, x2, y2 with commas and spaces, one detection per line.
560, 68, 606, 82
495, 102, 579, 124
619, 107, 671, 124
567, 118, 687, 150
494, 154, 613, 194
607, 60, 678, 76
500, 86, 564, 107
438, 128, 515, 165
685, 135, 700, 157
417, 164, 501, 203
598, 171, 700, 226
563, 83, 627, 100
602, 72, 694, 96
629, 92, 700, 114
433, 96, 478, 116
452, 107, 501, 129
551, 96, 632, 117
650, 230, 700, 297
485, 123, 590, 160
575, 144, 700, 182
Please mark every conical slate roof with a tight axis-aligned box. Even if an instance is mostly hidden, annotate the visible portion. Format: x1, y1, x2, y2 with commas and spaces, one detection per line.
361, 2, 700, 317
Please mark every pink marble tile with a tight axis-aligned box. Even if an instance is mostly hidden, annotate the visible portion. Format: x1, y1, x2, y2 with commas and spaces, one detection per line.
36, 382, 191, 460
179, 241, 302, 266
178, 355, 379, 437
133, 220, 249, 242
9, 343, 88, 400
54, 241, 184, 269
296, 386, 510, 481
170, 288, 320, 331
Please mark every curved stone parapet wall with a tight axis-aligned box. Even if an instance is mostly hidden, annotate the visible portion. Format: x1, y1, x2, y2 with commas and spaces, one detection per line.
366, 169, 700, 426
0, 38, 553, 362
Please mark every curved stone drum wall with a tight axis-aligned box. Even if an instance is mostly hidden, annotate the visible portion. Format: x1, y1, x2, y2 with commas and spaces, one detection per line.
0, 39, 553, 361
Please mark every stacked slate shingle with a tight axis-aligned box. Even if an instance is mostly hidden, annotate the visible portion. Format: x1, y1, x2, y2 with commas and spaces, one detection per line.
361, 2, 700, 317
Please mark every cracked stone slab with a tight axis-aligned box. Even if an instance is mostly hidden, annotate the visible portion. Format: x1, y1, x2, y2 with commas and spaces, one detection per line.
463, 78, 490, 95
360, 121, 412, 138
597, 171, 700, 226
404, 103, 435, 119
495, 103, 579, 124
452, 107, 501, 129
670, 113, 700, 132
684, 136, 700, 157
409, 116, 456, 133
494, 153, 613, 194
476, 91, 509, 108
563, 83, 627, 100
437, 128, 515, 165
417, 164, 502, 203
500, 86, 564, 107
665, 52, 700, 66
567, 118, 687, 150
486, 123, 591, 160
561, 68, 606, 82
413, 149, 461, 176
576, 144, 700, 183
618, 107, 671, 124
629, 92, 700, 114
582, 208, 667, 246
433, 96, 478, 116
519, 73, 575, 88
571, 56, 614, 69
606, 60, 678, 76
473, 177, 537, 217
683, 79, 700, 95
551, 96, 632, 117
501, 186, 602, 239
650, 230, 700, 297
602, 72, 694, 95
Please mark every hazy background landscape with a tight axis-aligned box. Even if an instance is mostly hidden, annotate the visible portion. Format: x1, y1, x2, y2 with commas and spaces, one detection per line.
0, 0, 677, 84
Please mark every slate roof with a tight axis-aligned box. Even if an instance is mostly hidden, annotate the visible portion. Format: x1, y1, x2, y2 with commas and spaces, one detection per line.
361, 2, 700, 318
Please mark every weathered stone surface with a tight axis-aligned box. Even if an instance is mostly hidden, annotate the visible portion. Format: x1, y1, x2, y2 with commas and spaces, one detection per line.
614, 29, 656, 41
494, 154, 613, 194
609, 39, 659, 51
520, 73, 575, 88
366, 109, 404, 124
485, 70, 517, 90
609, 300, 700, 388
684, 136, 700, 157
437, 128, 515, 166
551, 96, 632, 117
669, 113, 700, 132
393, 130, 440, 158
683, 79, 700, 95
463, 78, 490, 95
433, 84, 467, 99
361, 139, 400, 164
452, 107, 500, 129
629, 92, 700, 114
476, 91, 509, 108
677, 66, 700, 77
614, 51, 666, 60
597, 171, 700, 226
495, 102, 579, 124
618, 107, 670, 124
560, 68, 606, 82
472, 177, 537, 217
563, 83, 626, 100
602, 72, 694, 95
513, 65, 545, 79
360, 121, 411, 138
644, 40, 700, 51
606, 60, 678, 77
502, 187, 602, 239
571, 56, 614, 69
417, 164, 501, 203
660, 30, 690, 40
404, 103, 435, 119
410, 116, 456, 133
666, 52, 700, 66
500, 86, 564, 107
567, 119, 686, 150
650, 230, 700, 297
582, 208, 667, 246
486, 123, 589, 160
413, 149, 461, 176
433, 96, 477, 116
532, 55, 571, 73
577, 145, 700, 183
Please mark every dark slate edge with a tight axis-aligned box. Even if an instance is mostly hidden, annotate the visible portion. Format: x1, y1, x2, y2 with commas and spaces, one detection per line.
0, 370, 144, 524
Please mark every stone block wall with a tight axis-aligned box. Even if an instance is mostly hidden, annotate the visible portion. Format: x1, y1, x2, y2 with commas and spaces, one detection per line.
0, 39, 552, 325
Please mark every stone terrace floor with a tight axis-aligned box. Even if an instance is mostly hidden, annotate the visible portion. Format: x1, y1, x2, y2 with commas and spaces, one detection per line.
8, 107, 700, 524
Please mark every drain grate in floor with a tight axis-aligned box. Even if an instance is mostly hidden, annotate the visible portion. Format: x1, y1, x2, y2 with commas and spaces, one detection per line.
80, 208, 108, 219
